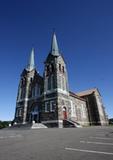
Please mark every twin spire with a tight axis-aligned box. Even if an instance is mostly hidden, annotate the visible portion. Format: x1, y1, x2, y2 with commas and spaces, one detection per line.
50, 32, 60, 56
26, 32, 60, 71
26, 48, 35, 71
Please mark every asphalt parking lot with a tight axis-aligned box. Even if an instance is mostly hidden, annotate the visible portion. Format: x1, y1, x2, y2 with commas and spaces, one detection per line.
0, 126, 113, 160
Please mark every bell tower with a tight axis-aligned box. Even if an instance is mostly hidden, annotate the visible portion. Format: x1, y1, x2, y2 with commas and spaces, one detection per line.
44, 33, 69, 94
14, 48, 36, 124
43, 33, 70, 127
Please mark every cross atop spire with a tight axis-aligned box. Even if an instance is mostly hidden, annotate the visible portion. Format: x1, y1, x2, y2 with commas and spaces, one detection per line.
26, 48, 35, 71
50, 32, 60, 56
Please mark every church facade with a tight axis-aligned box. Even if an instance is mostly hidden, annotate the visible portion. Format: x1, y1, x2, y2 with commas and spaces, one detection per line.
14, 33, 108, 128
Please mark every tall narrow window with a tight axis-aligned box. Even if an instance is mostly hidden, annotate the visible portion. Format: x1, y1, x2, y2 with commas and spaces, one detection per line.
51, 75, 55, 89
18, 88, 22, 100
49, 64, 52, 72
53, 75, 56, 89
46, 65, 49, 76
50, 101, 55, 112
35, 84, 40, 96
59, 64, 61, 71
16, 108, 22, 117
46, 78, 48, 91
51, 64, 54, 72
20, 88, 23, 99
18, 108, 22, 117
22, 88, 25, 98
32, 87, 35, 97
62, 66, 64, 73
35, 84, 38, 96
48, 76, 51, 90
20, 87, 25, 99
45, 102, 50, 112
30, 78, 33, 83
51, 75, 53, 90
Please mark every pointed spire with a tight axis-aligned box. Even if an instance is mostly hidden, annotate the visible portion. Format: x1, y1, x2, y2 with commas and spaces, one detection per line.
26, 48, 35, 71
50, 32, 60, 56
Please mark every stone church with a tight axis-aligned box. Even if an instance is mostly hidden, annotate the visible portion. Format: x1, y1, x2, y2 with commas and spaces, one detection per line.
14, 33, 108, 128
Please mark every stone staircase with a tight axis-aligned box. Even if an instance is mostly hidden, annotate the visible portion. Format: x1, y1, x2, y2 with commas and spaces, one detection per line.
31, 123, 48, 129
63, 119, 82, 128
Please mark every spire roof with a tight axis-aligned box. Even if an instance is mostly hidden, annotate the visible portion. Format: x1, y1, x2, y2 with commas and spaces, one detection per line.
26, 48, 35, 71
50, 32, 60, 56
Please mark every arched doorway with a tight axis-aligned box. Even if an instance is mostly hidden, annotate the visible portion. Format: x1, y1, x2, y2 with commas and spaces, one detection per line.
63, 106, 67, 119
30, 105, 40, 123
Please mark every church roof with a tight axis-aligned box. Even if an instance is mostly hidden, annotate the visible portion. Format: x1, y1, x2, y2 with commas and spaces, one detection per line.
76, 88, 101, 97
69, 91, 86, 101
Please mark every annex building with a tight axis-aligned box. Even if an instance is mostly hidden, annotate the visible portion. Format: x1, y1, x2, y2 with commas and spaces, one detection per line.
14, 33, 108, 128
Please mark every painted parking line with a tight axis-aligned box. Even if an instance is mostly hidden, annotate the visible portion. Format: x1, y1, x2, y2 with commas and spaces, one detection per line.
0, 134, 22, 139
65, 147, 113, 155
89, 136, 113, 140
9, 134, 22, 138
0, 136, 4, 139
80, 140, 113, 146
96, 134, 106, 136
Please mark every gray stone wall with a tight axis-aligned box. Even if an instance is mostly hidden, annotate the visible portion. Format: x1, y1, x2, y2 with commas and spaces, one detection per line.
94, 91, 109, 125
69, 95, 89, 126
57, 94, 71, 120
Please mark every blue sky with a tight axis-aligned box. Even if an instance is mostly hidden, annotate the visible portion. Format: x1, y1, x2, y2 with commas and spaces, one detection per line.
0, 0, 113, 120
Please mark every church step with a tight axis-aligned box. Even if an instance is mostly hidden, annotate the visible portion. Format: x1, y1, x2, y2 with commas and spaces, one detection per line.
31, 123, 48, 129
63, 119, 82, 128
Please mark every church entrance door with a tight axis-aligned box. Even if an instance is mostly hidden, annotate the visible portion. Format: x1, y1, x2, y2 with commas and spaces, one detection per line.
30, 105, 40, 123
63, 107, 67, 119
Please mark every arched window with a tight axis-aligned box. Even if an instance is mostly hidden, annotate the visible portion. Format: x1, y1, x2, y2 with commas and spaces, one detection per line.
46, 65, 49, 76
35, 83, 40, 96
50, 101, 55, 112
16, 108, 22, 117
51, 64, 54, 72
30, 78, 33, 83
45, 102, 50, 112
48, 76, 51, 90
59, 64, 61, 71
18, 87, 21, 100
32, 87, 35, 97
62, 66, 64, 73
49, 64, 52, 72
52, 75, 56, 89
19, 87, 25, 99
